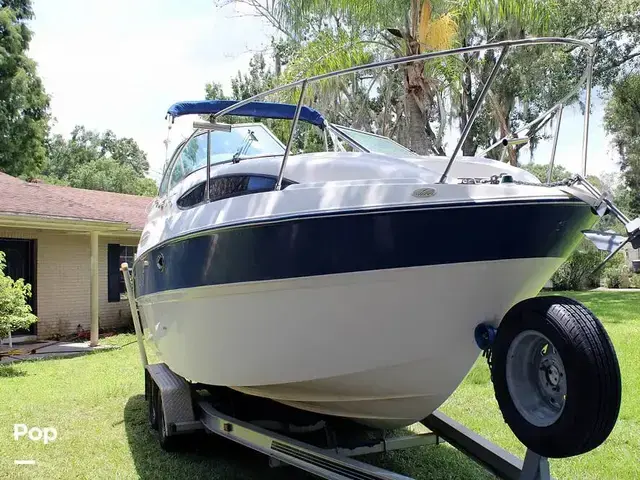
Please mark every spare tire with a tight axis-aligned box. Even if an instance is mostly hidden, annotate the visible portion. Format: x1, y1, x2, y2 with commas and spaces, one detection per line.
491, 295, 621, 458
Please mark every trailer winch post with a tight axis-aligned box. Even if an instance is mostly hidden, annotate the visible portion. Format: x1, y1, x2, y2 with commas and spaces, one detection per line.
121, 263, 148, 367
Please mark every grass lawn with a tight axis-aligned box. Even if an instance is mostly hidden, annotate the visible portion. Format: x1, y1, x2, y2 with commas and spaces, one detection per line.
1, 291, 638, 479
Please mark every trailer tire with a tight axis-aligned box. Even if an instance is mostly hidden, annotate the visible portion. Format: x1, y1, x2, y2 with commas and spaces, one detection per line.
157, 393, 182, 452
146, 371, 158, 430
491, 296, 621, 458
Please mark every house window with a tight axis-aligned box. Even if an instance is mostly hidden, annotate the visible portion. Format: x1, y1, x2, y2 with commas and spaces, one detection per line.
107, 243, 136, 302
119, 246, 137, 299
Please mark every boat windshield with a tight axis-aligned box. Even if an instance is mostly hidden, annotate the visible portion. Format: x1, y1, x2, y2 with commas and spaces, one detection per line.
164, 124, 285, 193
331, 125, 419, 157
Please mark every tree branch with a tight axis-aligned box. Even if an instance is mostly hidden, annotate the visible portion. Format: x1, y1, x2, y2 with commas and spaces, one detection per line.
595, 51, 640, 76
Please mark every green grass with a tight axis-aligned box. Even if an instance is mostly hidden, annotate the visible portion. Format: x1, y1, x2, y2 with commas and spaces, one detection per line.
0, 291, 638, 479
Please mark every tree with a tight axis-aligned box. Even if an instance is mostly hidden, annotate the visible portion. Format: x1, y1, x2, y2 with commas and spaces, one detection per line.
0, 0, 50, 178
520, 163, 573, 183
41, 126, 157, 196
604, 73, 640, 218
452, 0, 555, 161
222, 0, 559, 158
220, 0, 459, 154
205, 52, 324, 152
221, 0, 640, 164
67, 158, 158, 196
0, 251, 37, 338
476, 0, 640, 164
550, 0, 640, 89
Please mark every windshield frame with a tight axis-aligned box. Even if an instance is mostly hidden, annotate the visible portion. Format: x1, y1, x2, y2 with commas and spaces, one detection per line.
159, 122, 286, 196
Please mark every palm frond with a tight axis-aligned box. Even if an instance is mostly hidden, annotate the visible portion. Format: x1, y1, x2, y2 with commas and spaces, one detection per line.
270, 0, 409, 38
420, 12, 458, 51
275, 29, 374, 105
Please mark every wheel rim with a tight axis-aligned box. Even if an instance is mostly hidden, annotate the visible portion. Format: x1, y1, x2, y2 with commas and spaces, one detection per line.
505, 330, 567, 427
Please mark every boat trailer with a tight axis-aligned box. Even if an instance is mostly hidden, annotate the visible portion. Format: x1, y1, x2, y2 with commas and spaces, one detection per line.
121, 264, 554, 480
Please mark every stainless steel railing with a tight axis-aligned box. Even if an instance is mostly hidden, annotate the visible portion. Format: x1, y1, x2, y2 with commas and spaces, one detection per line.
205, 37, 593, 189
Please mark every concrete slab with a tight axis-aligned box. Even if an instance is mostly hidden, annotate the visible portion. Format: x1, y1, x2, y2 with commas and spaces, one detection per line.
0, 340, 116, 364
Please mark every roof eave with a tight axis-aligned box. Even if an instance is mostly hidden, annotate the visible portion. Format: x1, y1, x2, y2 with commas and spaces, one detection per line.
0, 212, 141, 233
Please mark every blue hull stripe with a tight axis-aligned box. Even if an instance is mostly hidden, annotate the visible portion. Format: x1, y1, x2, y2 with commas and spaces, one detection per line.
134, 200, 595, 296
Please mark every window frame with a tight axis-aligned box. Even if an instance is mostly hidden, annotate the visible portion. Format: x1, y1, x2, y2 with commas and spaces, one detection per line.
107, 244, 137, 302
118, 246, 137, 300
159, 123, 286, 197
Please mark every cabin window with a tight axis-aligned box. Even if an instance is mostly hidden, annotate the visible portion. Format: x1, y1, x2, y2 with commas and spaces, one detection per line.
176, 175, 294, 209
162, 125, 286, 194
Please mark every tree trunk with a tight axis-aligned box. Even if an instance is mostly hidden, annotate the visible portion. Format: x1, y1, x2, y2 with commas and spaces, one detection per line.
405, 90, 429, 154
460, 52, 477, 157
403, 57, 433, 155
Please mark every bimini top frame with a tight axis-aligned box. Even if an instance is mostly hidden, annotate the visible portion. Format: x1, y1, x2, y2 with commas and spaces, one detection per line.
172, 37, 594, 191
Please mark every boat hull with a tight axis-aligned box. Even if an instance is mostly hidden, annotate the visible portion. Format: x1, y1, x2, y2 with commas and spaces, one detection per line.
138, 257, 565, 427
134, 198, 596, 428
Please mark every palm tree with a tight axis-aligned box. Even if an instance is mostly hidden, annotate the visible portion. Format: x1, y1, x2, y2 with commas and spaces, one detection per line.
222, 0, 458, 154
221, 0, 553, 158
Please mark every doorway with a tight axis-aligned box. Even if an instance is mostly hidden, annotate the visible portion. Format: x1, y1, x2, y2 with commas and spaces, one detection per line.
0, 238, 37, 335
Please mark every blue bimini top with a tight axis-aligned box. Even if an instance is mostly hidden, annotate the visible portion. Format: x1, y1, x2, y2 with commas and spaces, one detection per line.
166, 100, 326, 129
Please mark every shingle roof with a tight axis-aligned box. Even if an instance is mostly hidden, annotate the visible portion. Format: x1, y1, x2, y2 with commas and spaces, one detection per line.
0, 172, 153, 231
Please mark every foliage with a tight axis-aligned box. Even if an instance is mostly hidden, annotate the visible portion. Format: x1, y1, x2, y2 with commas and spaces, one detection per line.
41, 126, 157, 196
520, 162, 573, 183
0, 251, 37, 337
204, 52, 325, 153
630, 273, 640, 289
231, 52, 276, 100
221, 0, 462, 154
67, 158, 158, 196
452, 0, 556, 160
519, 164, 629, 232
604, 73, 640, 218
0, 0, 50, 178
222, 0, 640, 166
279, 29, 372, 102
603, 263, 631, 289
550, 239, 603, 290
550, 0, 640, 88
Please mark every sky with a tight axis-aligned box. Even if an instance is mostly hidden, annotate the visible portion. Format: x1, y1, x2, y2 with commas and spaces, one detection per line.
28, 0, 621, 183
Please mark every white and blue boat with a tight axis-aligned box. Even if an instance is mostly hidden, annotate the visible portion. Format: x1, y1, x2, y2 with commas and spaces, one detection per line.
132, 38, 631, 450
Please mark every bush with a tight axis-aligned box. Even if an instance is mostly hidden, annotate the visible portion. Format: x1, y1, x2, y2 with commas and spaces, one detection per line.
603, 264, 631, 288
630, 273, 640, 289
551, 240, 603, 291
0, 251, 38, 337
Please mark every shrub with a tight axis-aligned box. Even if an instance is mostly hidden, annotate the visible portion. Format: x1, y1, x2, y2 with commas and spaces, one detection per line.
551, 240, 603, 291
603, 264, 631, 288
0, 251, 38, 337
629, 273, 640, 288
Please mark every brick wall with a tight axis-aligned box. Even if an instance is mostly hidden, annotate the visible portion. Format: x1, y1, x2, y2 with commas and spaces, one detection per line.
0, 228, 140, 338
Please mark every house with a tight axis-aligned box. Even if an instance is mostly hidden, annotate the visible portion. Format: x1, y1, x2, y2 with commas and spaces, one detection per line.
0, 172, 153, 342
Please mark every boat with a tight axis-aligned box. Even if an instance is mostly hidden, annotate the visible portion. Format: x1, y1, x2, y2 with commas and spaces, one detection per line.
132, 38, 629, 434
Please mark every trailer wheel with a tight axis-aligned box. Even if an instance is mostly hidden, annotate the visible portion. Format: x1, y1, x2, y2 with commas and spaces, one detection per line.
491, 296, 621, 458
145, 371, 158, 430
156, 392, 181, 451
